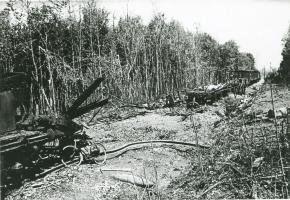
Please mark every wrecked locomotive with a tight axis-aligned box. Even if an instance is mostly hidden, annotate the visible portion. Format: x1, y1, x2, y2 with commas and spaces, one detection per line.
0, 73, 108, 190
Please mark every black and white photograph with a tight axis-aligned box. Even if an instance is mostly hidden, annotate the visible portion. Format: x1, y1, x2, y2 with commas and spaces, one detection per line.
0, 0, 290, 199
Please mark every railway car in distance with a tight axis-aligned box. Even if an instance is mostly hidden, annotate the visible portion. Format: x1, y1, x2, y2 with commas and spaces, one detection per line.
229, 69, 261, 85
186, 69, 261, 107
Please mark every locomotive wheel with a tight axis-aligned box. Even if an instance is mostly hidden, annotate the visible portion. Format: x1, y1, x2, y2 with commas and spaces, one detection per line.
61, 146, 83, 167
88, 142, 107, 166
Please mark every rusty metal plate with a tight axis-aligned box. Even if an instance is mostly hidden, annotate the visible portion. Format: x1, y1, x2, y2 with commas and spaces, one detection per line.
0, 91, 16, 134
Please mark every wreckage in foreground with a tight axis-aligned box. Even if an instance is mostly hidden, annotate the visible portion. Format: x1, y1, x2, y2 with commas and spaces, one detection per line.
0, 73, 108, 188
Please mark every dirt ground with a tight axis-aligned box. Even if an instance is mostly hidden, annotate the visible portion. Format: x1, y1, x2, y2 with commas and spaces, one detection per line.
5, 81, 290, 199
5, 106, 221, 199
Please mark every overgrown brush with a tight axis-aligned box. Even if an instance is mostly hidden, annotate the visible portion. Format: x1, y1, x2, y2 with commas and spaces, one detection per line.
223, 96, 240, 116
168, 115, 289, 199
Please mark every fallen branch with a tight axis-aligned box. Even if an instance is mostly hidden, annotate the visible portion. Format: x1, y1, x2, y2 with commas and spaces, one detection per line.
196, 181, 224, 199
110, 173, 154, 188
100, 168, 132, 173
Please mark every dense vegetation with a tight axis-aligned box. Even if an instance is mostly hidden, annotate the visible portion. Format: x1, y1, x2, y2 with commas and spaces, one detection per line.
266, 25, 290, 83
0, 0, 256, 115
279, 26, 290, 82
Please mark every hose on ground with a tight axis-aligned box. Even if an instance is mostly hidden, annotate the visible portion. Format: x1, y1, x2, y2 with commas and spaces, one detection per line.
100, 140, 210, 156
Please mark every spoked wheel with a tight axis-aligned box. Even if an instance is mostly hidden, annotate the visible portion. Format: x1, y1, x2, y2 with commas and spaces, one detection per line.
61, 145, 83, 167
88, 141, 107, 166
38, 153, 49, 160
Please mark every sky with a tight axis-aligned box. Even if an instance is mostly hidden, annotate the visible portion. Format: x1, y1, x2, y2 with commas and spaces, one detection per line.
1, 0, 290, 71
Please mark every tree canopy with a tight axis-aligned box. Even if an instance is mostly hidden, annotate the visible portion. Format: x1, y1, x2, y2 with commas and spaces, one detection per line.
278, 26, 290, 83
266, 25, 290, 83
